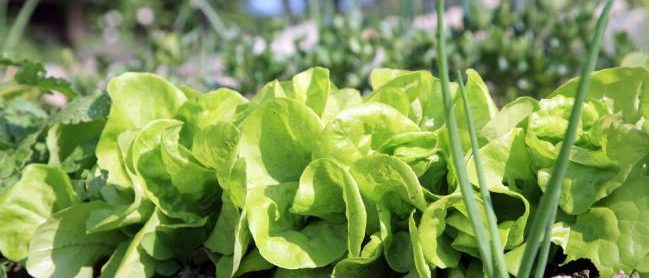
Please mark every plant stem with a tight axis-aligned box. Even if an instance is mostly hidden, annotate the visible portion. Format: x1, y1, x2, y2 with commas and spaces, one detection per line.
457, 70, 509, 278
2, 0, 40, 53
533, 206, 557, 278
516, 0, 613, 276
435, 0, 494, 276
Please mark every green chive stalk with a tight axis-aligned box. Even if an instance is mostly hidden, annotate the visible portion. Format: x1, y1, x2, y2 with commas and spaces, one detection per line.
2, 0, 40, 53
435, 0, 495, 276
458, 71, 509, 278
516, 0, 613, 277
533, 206, 557, 278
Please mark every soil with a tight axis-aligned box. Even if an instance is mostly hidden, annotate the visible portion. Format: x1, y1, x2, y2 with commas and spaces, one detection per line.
4, 250, 641, 277
546, 258, 598, 277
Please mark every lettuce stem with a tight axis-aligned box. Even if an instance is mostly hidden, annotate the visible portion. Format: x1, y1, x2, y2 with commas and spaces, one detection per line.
435, 0, 494, 276
516, 0, 613, 276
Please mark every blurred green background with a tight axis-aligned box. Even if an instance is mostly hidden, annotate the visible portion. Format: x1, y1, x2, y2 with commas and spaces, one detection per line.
1, 0, 647, 104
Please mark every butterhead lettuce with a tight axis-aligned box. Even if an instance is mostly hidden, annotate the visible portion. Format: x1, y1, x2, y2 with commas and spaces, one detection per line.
1, 66, 648, 277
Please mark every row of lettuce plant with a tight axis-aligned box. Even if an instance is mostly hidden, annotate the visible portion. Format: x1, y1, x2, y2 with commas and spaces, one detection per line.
0, 60, 648, 276
2, 2, 649, 277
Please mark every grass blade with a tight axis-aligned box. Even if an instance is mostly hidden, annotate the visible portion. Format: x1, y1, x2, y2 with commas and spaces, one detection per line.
0, 0, 7, 38
516, 0, 613, 276
193, 0, 227, 39
435, 0, 494, 276
457, 70, 508, 278
2, 0, 40, 53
